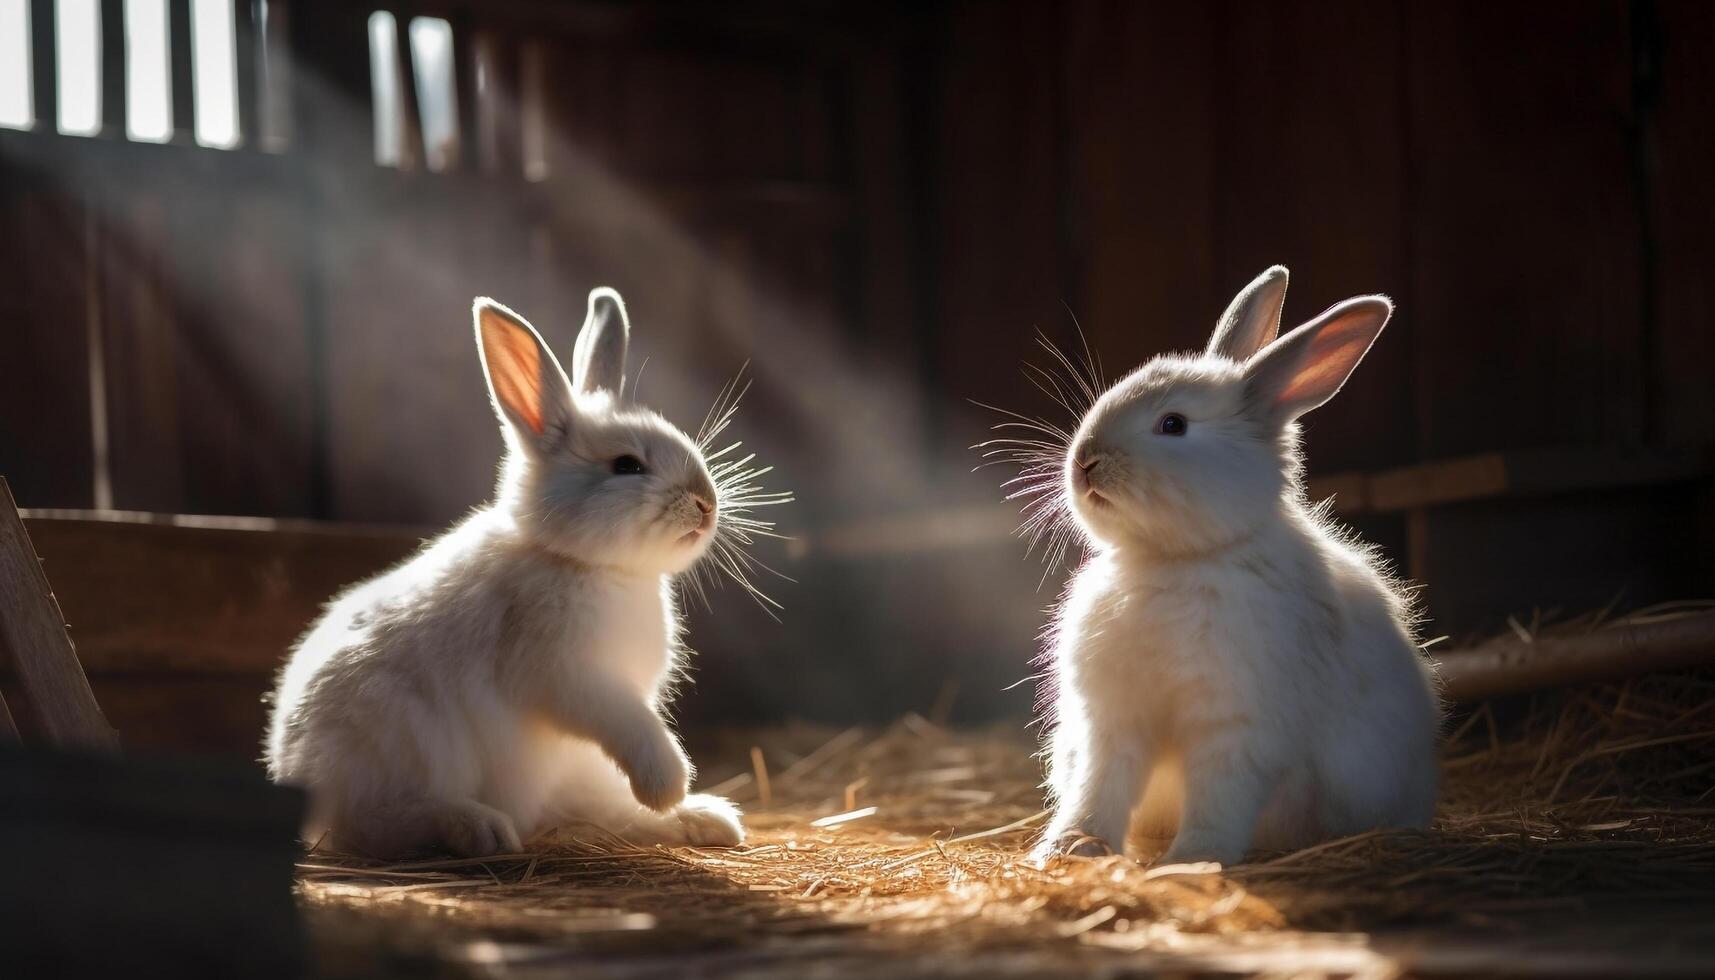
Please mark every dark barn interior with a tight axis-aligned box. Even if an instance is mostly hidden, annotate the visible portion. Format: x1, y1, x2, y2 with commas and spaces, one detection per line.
2, 1, 1714, 976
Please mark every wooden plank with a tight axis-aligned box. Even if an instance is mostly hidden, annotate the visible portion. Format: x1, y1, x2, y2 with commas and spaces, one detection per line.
1406, 2, 1642, 457
0, 481, 117, 751
20, 512, 421, 675
97, 193, 185, 512
290, 1, 380, 519
1370, 454, 1510, 513
320, 196, 506, 525
165, 187, 316, 517
848, 52, 916, 362
1368, 446, 1707, 513
1651, 2, 1715, 608
29, 0, 55, 130
290, 1, 371, 163
1411, 484, 1697, 637
99, 0, 126, 137
1214, 0, 1412, 473
88, 673, 275, 758
1303, 471, 1370, 515
168, 0, 196, 143
0, 178, 96, 509
1063, 0, 1219, 369
933, 0, 1067, 431
1652, 2, 1715, 448
450, 11, 480, 172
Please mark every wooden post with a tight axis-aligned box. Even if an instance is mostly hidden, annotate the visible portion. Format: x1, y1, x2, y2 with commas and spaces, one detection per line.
233, 0, 261, 149
29, 0, 56, 131
475, 31, 522, 176
0, 479, 118, 752
168, 0, 196, 143
450, 11, 479, 173
99, 0, 127, 138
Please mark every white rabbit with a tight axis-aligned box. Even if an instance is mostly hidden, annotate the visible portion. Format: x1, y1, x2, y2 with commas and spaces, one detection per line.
266, 288, 783, 858
1020, 266, 1441, 866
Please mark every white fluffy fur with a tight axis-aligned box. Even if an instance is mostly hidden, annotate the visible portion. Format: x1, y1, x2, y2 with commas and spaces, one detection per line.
266, 289, 748, 857
1030, 267, 1442, 866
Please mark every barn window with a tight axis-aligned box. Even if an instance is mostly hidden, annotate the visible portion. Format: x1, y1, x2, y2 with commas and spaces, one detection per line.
369, 11, 463, 172
190, 0, 239, 147
125, 0, 172, 142
56, 0, 103, 136
0, 0, 31, 129
408, 16, 459, 172
367, 9, 403, 166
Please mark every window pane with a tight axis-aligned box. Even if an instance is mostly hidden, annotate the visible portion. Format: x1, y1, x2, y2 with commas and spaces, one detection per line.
368, 10, 400, 166
408, 16, 458, 172
126, 0, 171, 141
57, 0, 102, 136
0, 0, 31, 130
191, 0, 238, 147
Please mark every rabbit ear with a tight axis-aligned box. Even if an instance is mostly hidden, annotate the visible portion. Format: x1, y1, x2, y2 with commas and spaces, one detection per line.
573, 287, 631, 397
474, 297, 576, 444
1243, 295, 1392, 421
1207, 265, 1289, 361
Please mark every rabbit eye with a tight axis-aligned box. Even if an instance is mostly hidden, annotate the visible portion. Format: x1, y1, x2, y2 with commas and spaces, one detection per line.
1155, 413, 1188, 436
612, 455, 647, 475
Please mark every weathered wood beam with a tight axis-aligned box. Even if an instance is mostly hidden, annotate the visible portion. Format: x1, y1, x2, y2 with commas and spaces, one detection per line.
0, 481, 118, 751
1432, 610, 1715, 702
1306, 445, 1708, 517
20, 511, 421, 675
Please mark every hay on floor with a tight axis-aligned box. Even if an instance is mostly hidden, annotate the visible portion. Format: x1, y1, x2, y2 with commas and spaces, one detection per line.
299, 657, 1715, 976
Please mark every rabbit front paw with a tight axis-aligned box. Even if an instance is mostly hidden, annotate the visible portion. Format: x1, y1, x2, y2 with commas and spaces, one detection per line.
1030, 828, 1116, 865
626, 735, 691, 812
672, 794, 745, 846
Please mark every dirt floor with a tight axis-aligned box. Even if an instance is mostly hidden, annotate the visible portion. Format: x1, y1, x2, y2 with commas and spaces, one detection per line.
299, 670, 1715, 978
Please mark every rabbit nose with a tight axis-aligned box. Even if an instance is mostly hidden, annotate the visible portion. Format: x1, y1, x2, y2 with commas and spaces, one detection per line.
693, 494, 714, 516
1074, 443, 1103, 473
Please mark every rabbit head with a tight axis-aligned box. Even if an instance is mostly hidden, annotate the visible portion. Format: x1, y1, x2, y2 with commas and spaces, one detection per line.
1066, 266, 1392, 556
476, 289, 719, 575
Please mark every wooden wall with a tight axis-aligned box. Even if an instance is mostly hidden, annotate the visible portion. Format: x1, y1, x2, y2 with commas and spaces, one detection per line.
2, 1, 1713, 753
934, 0, 1715, 637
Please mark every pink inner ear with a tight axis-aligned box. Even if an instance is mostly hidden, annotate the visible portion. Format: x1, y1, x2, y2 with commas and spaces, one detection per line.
481, 314, 545, 434
1279, 314, 1372, 409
